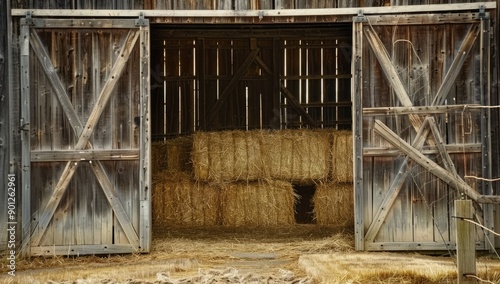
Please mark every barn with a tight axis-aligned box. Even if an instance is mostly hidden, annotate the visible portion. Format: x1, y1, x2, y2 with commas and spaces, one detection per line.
0, 0, 499, 259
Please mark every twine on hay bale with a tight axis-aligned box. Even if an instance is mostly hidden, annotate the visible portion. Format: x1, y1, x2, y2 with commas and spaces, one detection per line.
152, 171, 220, 226
313, 182, 354, 227
262, 129, 330, 184
220, 180, 297, 227
331, 130, 353, 183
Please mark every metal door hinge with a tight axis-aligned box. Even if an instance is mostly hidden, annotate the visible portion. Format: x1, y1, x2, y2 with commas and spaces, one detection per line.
135, 12, 148, 26
354, 10, 366, 23
22, 11, 34, 26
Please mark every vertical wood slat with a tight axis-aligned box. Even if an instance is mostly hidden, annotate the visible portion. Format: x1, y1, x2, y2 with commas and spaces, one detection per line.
139, 24, 151, 252
20, 19, 32, 256
479, 15, 494, 251
353, 18, 364, 251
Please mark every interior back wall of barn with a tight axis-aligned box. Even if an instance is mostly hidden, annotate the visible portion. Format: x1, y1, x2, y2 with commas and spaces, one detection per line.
0, 0, 499, 256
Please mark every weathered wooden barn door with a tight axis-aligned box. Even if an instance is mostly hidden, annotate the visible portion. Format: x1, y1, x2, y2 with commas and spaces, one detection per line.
353, 11, 492, 251
19, 15, 151, 256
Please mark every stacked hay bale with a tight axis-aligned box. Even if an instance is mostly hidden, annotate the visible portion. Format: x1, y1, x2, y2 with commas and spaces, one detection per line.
152, 172, 220, 226
221, 180, 296, 226
152, 129, 354, 227
261, 130, 330, 184
313, 182, 354, 227
312, 130, 354, 227
151, 136, 192, 175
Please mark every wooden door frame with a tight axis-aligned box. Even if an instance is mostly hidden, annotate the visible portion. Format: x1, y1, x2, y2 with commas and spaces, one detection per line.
19, 16, 151, 256
352, 12, 493, 251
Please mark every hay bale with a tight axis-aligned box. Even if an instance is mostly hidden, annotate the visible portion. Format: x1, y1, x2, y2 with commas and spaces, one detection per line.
192, 132, 210, 181
166, 136, 192, 173
192, 130, 265, 182
313, 182, 354, 227
151, 141, 169, 176
152, 171, 220, 226
331, 130, 353, 182
221, 180, 296, 227
151, 136, 192, 175
262, 129, 330, 184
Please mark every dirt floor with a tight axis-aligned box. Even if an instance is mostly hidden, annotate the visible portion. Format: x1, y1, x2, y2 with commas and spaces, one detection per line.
1, 225, 500, 283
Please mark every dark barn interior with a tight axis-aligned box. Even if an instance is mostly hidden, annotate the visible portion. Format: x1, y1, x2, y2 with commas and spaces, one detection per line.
149, 24, 353, 138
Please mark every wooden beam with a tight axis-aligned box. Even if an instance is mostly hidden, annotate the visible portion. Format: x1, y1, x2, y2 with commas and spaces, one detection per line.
363, 143, 482, 156
203, 48, 260, 129
362, 104, 481, 116
19, 21, 31, 256
280, 84, 317, 128
31, 149, 140, 162
10, 3, 497, 17
374, 119, 500, 204
31, 244, 136, 256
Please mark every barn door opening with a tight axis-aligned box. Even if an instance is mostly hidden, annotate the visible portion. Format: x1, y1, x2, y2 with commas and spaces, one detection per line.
352, 11, 492, 251
20, 16, 151, 256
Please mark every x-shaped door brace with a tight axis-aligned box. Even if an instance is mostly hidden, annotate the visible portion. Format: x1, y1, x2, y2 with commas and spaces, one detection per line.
29, 29, 141, 249
361, 22, 496, 243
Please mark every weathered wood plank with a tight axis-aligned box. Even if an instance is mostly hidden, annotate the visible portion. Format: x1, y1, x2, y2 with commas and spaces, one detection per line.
374, 119, 500, 204
365, 117, 431, 244
431, 24, 480, 106
366, 241, 458, 251
31, 149, 140, 162
76, 30, 139, 149
90, 162, 140, 249
353, 19, 364, 251
20, 21, 32, 255
11, 3, 497, 17
138, 26, 151, 252
31, 244, 136, 256
30, 18, 140, 29
364, 28, 425, 133
362, 104, 481, 116
363, 143, 482, 156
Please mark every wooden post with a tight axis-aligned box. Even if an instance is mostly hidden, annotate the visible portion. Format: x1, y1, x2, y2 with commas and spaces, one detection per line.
455, 199, 476, 284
